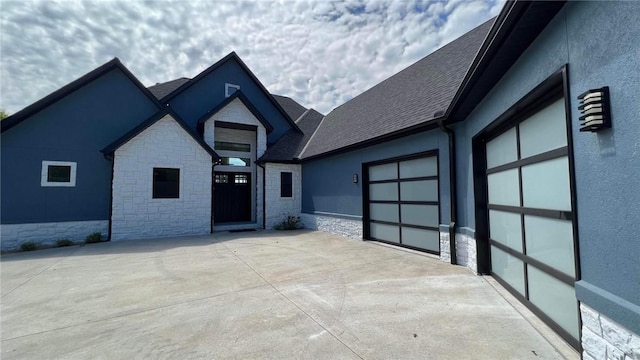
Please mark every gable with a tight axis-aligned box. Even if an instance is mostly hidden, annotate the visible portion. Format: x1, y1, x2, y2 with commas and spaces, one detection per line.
114, 114, 213, 161
102, 109, 217, 159
1, 68, 160, 151
163, 54, 298, 144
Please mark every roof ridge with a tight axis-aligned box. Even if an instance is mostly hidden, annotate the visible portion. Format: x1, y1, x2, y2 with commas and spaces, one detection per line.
297, 113, 326, 159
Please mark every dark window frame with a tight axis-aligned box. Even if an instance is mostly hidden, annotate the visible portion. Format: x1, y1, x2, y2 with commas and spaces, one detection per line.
153, 167, 180, 199
280, 172, 293, 198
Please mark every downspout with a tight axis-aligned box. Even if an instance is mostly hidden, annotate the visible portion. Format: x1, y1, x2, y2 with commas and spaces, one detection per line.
438, 118, 458, 265
257, 162, 266, 229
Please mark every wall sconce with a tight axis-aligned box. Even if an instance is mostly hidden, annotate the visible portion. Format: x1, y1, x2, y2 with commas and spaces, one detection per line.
353, 174, 358, 183
578, 86, 611, 132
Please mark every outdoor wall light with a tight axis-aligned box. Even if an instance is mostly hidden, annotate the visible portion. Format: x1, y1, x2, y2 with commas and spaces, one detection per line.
578, 86, 611, 132
353, 174, 358, 184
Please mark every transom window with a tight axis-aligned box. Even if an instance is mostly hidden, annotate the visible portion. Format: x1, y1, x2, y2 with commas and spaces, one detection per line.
220, 157, 250, 167
41, 161, 77, 187
214, 141, 251, 152
153, 168, 180, 199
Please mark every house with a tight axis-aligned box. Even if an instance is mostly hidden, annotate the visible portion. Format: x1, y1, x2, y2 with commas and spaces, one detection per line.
1, 0, 638, 356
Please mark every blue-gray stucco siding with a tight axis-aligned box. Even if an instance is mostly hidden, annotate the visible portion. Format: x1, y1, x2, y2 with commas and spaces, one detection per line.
1, 69, 159, 224
166, 59, 293, 144
455, 2, 639, 333
302, 129, 451, 225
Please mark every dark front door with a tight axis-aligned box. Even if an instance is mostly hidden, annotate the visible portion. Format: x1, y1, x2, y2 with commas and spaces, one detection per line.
214, 172, 251, 223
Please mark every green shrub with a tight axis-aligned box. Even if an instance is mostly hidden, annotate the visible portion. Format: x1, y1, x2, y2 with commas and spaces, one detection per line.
56, 239, 75, 247
274, 216, 302, 230
20, 242, 37, 251
85, 232, 102, 244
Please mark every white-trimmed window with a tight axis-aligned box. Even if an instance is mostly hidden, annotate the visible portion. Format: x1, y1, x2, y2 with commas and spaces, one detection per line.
225, 83, 240, 97
41, 161, 77, 187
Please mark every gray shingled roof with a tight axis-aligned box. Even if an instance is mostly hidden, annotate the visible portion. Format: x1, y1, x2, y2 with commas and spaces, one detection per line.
272, 94, 307, 121
147, 77, 190, 99
259, 109, 324, 162
300, 19, 494, 159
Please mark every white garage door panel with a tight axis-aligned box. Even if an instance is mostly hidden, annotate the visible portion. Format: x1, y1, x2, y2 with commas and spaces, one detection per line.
399, 157, 437, 178
519, 99, 567, 159
491, 246, 526, 295
489, 210, 523, 251
524, 216, 575, 276
370, 183, 398, 201
487, 169, 520, 206
486, 127, 518, 169
370, 204, 399, 223
400, 180, 438, 202
402, 228, 439, 252
521, 157, 571, 211
368, 162, 398, 181
401, 204, 439, 227
527, 266, 580, 340
370, 223, 399, 243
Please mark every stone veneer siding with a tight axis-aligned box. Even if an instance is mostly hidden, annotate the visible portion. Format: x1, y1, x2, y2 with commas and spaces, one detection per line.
111, 116, 212, 241
439, 226, 477, 273
581, 303, 640, 360
300, 213, 362, 240
265, 163, 301, 229
0, 220, 108, 250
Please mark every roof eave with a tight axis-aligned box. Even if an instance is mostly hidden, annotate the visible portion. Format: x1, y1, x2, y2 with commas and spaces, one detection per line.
2, 59, 162, 134
300, 118, 442, 162
446, 0, 567, 124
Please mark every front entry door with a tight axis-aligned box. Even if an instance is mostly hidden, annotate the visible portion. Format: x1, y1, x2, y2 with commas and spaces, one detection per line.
214, 172, 251, 223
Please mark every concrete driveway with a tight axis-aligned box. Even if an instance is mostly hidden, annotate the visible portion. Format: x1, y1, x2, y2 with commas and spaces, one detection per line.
1, 230, 570, 359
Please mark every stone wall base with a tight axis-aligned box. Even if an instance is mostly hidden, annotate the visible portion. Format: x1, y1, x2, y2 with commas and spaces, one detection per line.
580, 303, 640, 360
439, 227, 477, 274
300, 213, 362, 240
1, 220, 109, 250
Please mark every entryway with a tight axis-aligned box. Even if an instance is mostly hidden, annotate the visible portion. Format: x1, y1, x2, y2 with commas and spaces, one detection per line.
214, 172, 251, 223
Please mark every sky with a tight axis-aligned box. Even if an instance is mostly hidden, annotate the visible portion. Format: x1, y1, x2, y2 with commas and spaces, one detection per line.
0, 0, 503, 115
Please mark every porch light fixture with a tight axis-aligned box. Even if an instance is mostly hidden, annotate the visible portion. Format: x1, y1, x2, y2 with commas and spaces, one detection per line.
353, 174, 358, 184
578, 86, 611, 132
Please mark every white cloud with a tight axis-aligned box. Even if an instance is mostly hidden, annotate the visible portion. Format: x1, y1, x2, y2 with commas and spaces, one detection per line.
0, 0, 503, 115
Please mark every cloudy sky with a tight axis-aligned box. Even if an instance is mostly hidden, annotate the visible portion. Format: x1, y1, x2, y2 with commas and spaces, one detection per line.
1, 0, 503, 115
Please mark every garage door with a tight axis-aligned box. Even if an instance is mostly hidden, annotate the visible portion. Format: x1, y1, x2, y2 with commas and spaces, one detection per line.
364, 152, 440, 254
485, 98, 579, 345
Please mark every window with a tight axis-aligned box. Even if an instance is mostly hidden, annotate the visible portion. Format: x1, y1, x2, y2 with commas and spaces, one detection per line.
153, 168, 180, 199
215, 174, 228, 183
41, 161, 76, 187
214, 141, 250, 152
281, 172, 292, 198
220, 157, 250, 166
235, 174, 248, 184
225, 83, 240, 97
